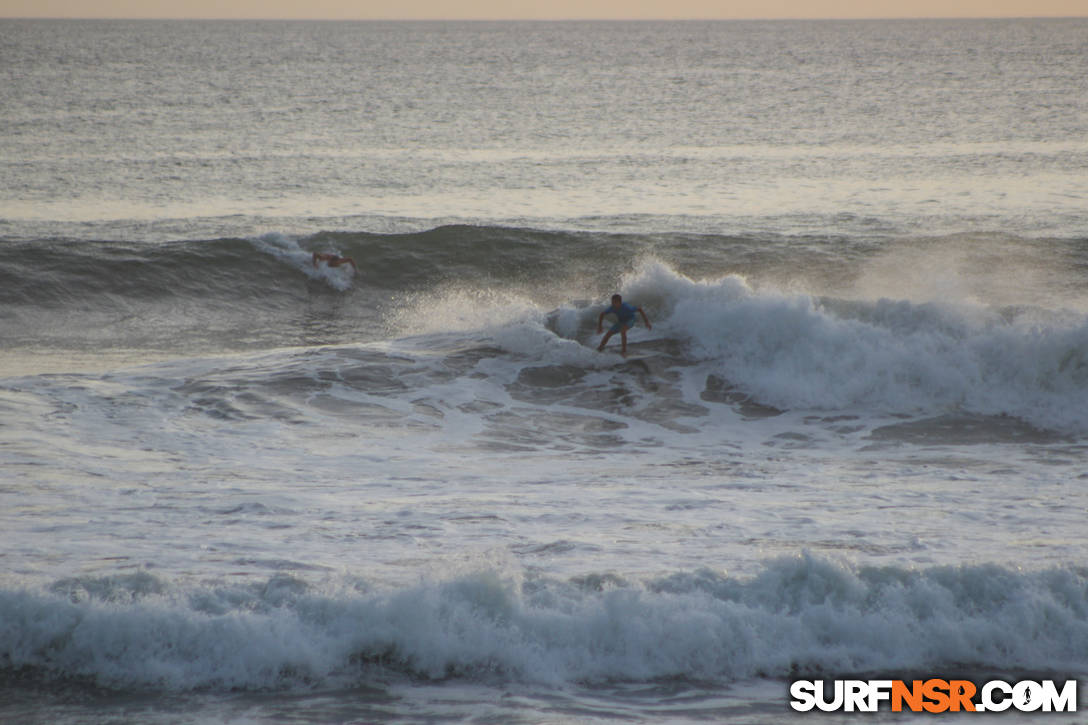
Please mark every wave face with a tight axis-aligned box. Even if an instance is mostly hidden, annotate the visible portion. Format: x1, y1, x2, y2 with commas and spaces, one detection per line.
0, 227, 636, 353
0, 227, 592, 306
3, 556, 1086, 692
3, 226, 1085, 316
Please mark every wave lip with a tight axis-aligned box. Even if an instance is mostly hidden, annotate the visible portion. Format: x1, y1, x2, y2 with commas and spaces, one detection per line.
625, 261, 1088, 435
3, 556, 1086, 692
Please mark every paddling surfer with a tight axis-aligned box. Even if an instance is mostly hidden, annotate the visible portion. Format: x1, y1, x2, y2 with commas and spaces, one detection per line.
312, 251, 357, 272
597, 294, 651, 356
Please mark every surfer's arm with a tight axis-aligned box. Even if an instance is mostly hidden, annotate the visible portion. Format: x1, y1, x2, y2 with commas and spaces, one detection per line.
597, 310, 607, 333
638, 307, 652, 330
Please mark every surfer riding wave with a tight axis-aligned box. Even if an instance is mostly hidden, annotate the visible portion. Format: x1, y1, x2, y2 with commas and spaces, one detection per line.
597, 294, 651, 356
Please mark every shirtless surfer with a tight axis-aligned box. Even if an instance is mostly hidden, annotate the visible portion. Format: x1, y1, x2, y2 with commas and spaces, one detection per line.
312, 251, 357, 272
597, 294, 651, 356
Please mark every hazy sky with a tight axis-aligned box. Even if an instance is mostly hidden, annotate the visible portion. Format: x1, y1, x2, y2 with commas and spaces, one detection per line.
2, 0, 1085, 20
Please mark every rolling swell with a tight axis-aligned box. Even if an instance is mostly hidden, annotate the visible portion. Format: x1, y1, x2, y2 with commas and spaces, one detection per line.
0, 236, 333, 308
5, 225, 1083, 315
0, 233, 372, 354
0, 226, 603, 307
0, 225, 816, 311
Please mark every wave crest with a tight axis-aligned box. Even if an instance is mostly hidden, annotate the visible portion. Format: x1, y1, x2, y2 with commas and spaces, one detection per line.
3, 556, 1086, 692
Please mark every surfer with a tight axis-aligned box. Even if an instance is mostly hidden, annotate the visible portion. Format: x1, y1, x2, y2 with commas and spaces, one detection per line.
312, 251, 357, 272
597, 294, 651, 355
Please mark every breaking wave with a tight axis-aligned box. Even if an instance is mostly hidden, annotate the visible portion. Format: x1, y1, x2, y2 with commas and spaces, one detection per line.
3, 555, 1086, 692
3, 225, 1088, 434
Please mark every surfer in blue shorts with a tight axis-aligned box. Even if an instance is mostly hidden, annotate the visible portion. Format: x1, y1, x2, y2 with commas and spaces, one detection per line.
597, 294, 652, 355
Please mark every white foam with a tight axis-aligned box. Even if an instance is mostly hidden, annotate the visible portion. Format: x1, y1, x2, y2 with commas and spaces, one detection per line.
4, 556, 1086, 691
620, 261, 1088, 433
364, 257, 1088, 434
250, 232, 355, 291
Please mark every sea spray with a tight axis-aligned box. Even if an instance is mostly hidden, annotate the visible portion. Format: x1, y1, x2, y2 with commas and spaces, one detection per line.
4, 557, 1087, 691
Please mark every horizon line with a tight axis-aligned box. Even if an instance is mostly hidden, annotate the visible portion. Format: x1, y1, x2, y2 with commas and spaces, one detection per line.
2, 14, 1086, 22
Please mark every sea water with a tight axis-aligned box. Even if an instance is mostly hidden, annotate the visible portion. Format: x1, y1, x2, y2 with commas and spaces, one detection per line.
2, 18, 1087, 723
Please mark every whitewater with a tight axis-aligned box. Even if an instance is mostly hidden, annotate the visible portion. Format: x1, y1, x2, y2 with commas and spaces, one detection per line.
3, 17, 1088, 724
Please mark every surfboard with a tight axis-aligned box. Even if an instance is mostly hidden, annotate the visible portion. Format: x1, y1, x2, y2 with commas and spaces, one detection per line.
592, 347, 658, 363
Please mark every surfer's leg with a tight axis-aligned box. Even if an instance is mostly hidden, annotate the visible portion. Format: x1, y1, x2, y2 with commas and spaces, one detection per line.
597, 330, 614, 351
619, 327, 628, 355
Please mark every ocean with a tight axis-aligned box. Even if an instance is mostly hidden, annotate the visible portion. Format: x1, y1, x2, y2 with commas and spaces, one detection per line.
2, 17, 1087, 724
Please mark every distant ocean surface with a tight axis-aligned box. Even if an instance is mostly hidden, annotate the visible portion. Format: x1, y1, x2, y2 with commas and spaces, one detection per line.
2, 18, 1087, 724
